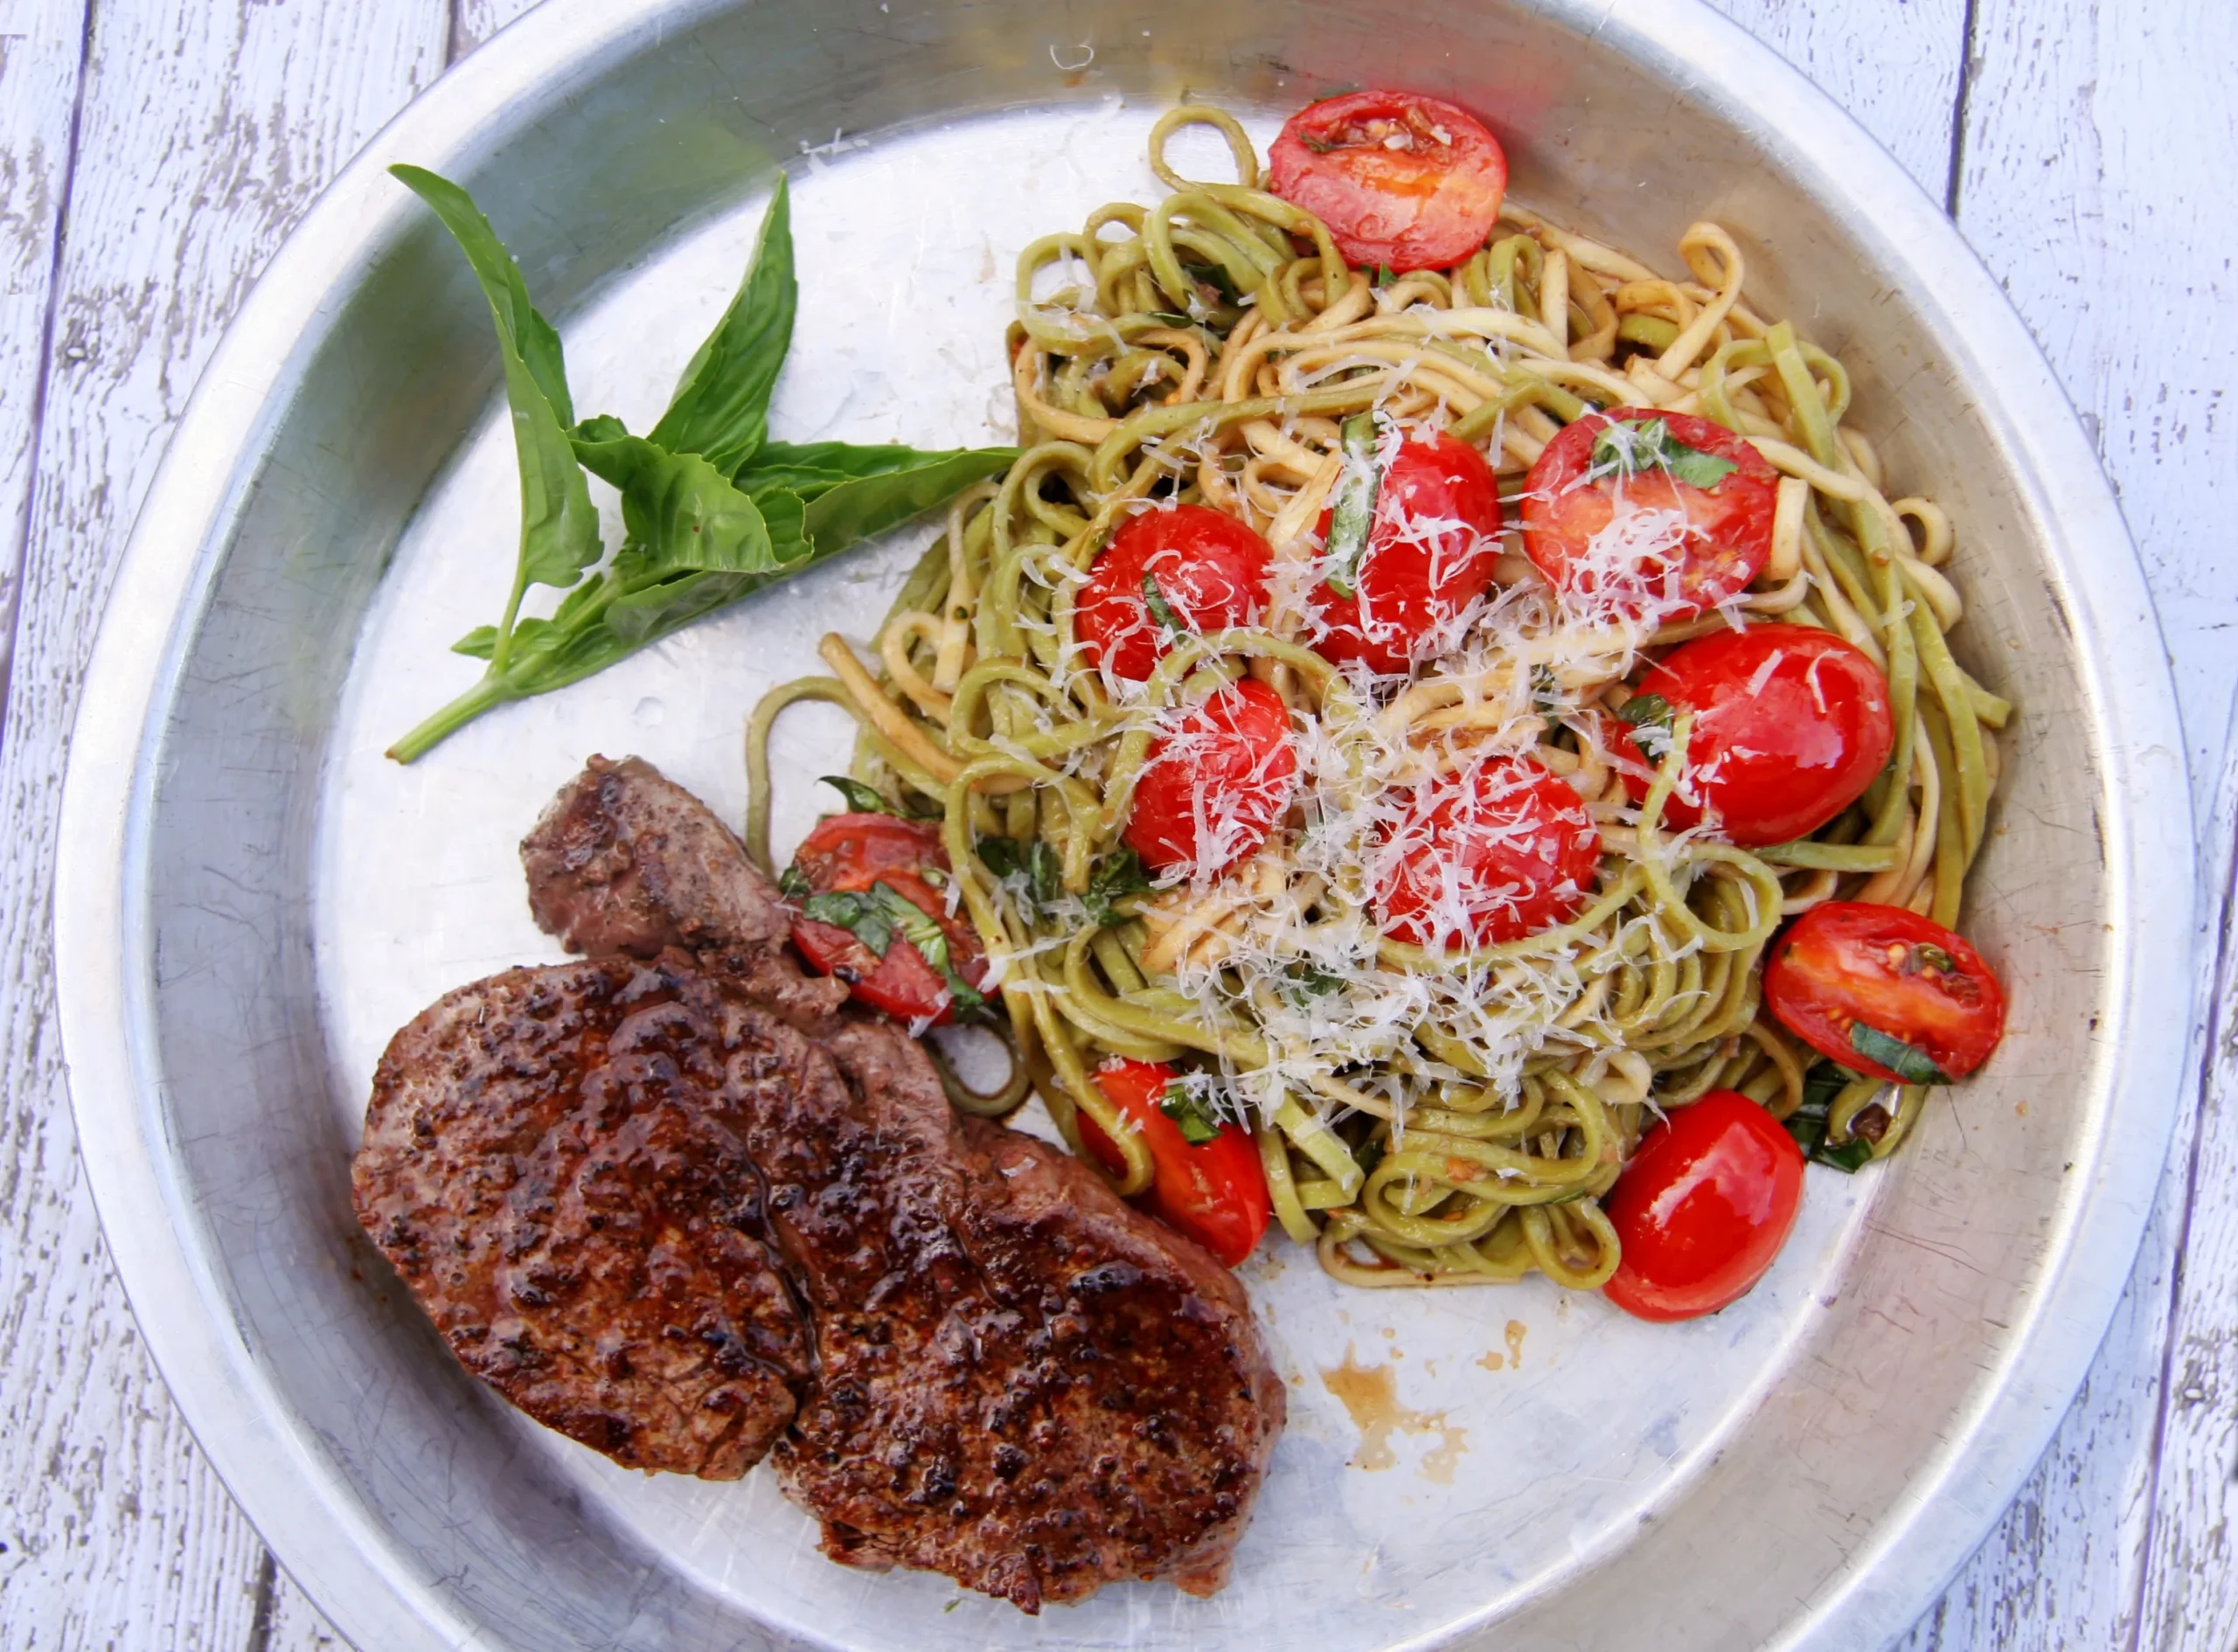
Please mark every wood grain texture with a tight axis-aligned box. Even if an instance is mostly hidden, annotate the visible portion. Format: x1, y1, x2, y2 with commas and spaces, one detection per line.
1702, 0, 1966, 199
0, 3, 443, 1648
0, 0, 88, 745
451, 0, 545, 58
1901, 1, 2238, 1646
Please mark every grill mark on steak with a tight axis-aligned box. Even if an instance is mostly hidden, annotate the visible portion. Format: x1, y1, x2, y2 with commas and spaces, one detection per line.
355, 757, 1287, 1611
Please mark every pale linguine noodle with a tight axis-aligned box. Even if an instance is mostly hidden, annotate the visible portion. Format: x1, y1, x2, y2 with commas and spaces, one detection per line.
745, 105, 2010, 1291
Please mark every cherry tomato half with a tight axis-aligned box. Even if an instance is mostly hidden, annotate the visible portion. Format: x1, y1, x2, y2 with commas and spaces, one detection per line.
786, 813, 992, 1024
1268, 91, 1509, 273
1123, 677, 1297, 878
1602, 1090, 1805, 1322
1308, 428, 1503, 677
1076, 503, 1273, 681
1377, 754, 1602, 948
1612, 624, 1894, 846
1079, 1058, 1271, 1268
1764, 902, 2007, 1084
1522, 407, 1779, 618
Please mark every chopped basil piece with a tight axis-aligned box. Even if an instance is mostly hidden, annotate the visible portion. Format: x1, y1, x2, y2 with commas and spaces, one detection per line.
1815, 1135, 1875, 1172
978, 835, 1063, 914
1849, 1021, 1953, 1085
1141, 570, 1187, 642
1373, 264, 1395, 288
1784, 1059, 1880, 1171
1908, 942, 1957, 976
1352, 1135, 1386, 1177
1588, 416, 1739, 492
1281, 961, 1345, 1003
1322, 411, 1384, 599
777, 862, 812, 899
1159, 1086, 1223, 1146
799, 888, 893, 956
1083, 847, 1152, 927
798, 881, 983, 1012
1617, 691, 1677, 761
821, 774, 901, 816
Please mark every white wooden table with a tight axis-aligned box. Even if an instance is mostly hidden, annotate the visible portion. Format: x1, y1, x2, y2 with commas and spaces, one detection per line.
3, 1, 2234, 1646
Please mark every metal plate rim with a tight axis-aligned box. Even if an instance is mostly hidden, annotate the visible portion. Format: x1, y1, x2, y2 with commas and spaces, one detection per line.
52, 1, 2196, 1648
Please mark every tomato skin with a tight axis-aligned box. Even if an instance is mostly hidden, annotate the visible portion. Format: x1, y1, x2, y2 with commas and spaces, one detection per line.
1521, 408, 1780, 617
1602, 1091, 1805, 1322
1079, 1059, 1271, 1268
1269, 91, 1509, 273
1764, 902, 2007, 1083
1309, 429, 1503, 677
786, 813, 991, 1024
1077, 504, 1273, 681
1614, 625, 1894, 846
1377, 755, 1602, 948
1123, 677, 1297, 878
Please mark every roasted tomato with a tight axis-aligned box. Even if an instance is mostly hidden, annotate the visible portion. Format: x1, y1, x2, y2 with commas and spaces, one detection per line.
1377, 754, 1602, 948
1308, 427, 1503, 677
1610, 624, 1894, 845
1602, 1090, 1806, 1322
1521, 407, 1780, 618
1764, 902, 2007, 1084
1268, 90, 1509, 273
786, 813, 992, 1024
1080, 1058, 1271, 1267
1123, 677, 1297, 878
1076, 503, 1274, 681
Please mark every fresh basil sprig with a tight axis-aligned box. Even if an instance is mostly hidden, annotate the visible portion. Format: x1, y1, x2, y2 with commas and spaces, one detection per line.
1587, 417, 1738, 491
386, 170, 1017, 761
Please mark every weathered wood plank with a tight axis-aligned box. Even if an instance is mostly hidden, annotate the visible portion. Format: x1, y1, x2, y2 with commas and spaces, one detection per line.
0, 2, 445, 1648
450, 0, 545, 59
0, 0, 89, 746
1893, 0, 2238, 1646
1703, 0, 1966, 200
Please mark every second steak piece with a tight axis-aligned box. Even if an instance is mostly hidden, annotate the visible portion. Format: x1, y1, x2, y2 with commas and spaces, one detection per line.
754, 1017, 1286, 1614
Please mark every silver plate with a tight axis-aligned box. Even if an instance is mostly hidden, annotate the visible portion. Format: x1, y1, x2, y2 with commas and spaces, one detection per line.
52, 2, 2195, 1649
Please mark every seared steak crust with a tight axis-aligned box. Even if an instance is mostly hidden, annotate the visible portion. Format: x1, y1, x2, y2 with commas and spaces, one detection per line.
351, 957, 814, 1478
520, 754, 846, 1030
761, 1018, 1283, 1611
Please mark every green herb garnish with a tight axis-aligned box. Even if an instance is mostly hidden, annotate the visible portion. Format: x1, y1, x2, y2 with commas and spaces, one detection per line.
1849, 1021, 1953, 1085
821, 775, 902, 816
777, 862, 812, 900
1082, 848, 1152, 927
977, 836, 1062, 913
1159, 1085, 1224, 1146
1588, 416, 1738, 492
799, 881, 982, 1013
1322, 411, 1383, 599
1141, 570, 1187, 642
386, 169, 1015, 760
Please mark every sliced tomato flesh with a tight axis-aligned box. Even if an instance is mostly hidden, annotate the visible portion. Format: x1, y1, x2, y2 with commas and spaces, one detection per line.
1268, 91, 1509, 273
1080, 1058, 1271, 1267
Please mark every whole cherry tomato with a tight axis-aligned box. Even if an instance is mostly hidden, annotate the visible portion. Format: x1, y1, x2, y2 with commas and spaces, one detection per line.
1076, 503, 1273, 681
1764, 901, 2007, 1084
1079, 1058, 1271, 1268
1123, 677, 1297, 878
1309, 427, 1503, 677
1611, 624, 1894, 845
1377, 754, 1602, 948
1522, 407, 1780, 618
786, 813, 991, 1024
1268, 91, 1509, 273
1602, 1090, 1805, 1322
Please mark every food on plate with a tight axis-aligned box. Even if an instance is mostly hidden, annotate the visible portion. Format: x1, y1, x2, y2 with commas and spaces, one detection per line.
1599, 1090, 1806, 1322
355, 758, 1283, 1612
746, 99, 2012, 1320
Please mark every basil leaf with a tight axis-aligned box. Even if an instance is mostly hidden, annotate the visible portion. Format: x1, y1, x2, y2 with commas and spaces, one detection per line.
1618, 692, 1675, 732
822, 775, 901, 815
1083, 847, 1151, 927
777, 863, 812, 899
1281, 961, 1345, 1003
1813, 1136, 1874, 1173
1352, 1135, 1386, 1177
740, 442, 1018, 558
648, 176, 796, 475
389, 166, 600, 600
1373, 264, 1395, 288
1849, 1021, 1953, 1085
801, 889, 893, 956
1322, 411, 1383, 599
866, 883, 983, 1012
1588, 416, 1738, 492
1141, 571, 1187, 642
1159, 1085, 1223, 1146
